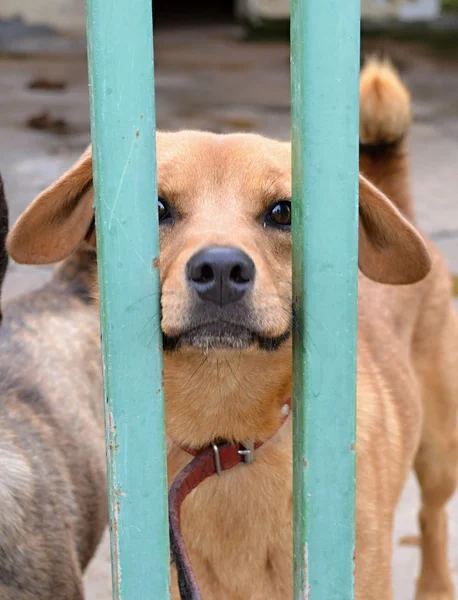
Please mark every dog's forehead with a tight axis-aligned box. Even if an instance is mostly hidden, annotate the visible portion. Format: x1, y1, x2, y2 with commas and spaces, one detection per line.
155, 131, 291, 200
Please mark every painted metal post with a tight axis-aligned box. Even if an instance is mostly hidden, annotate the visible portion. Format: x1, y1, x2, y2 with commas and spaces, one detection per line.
291, 1, 360, 599
85, 1, 170, 598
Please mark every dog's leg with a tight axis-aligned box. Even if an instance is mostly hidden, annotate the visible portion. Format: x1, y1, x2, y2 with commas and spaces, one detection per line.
413, 301, 458, 600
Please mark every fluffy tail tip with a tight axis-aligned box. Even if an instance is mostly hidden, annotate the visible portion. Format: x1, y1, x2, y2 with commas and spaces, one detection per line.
360, 57, 411, 147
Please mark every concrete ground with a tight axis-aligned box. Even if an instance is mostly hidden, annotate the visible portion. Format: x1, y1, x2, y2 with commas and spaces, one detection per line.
0, 23, 457, 599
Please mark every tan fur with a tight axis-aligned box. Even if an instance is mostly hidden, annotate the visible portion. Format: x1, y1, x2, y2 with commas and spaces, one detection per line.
360, 57, 414, 221
7, 60, 458, 599
7, 146, 94, 265
360, 58, 411, 146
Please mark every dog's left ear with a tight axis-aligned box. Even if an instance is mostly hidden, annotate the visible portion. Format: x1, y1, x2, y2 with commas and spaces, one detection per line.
358, 174, 431, 284
7, 146, 94, 265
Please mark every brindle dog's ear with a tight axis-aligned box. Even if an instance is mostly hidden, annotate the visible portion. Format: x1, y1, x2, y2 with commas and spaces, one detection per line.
358, 174, 431, 284
0, 175, 9, 323
7, 146, 94, 265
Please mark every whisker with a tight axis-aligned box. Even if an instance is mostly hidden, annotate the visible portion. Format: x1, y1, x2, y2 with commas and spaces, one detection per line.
187, 355, 209, 381
125, 291, 163, 311
224, 357, 247, 395
215, 356, 224, 404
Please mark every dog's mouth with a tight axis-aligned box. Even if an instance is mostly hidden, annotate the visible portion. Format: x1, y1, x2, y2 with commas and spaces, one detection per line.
162, 321, 290, 352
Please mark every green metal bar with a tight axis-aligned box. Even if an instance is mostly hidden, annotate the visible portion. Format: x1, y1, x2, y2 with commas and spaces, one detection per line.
85, 1, 170, 598
291, 1, 360, 599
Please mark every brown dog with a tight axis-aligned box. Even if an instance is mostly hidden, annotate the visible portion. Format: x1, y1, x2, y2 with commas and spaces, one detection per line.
0, 191, 107, 596
7, 59, 458, 599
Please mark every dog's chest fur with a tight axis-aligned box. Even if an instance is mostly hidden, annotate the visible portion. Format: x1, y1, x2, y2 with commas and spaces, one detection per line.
166, 273, 431, 600
168, 423, 293, 600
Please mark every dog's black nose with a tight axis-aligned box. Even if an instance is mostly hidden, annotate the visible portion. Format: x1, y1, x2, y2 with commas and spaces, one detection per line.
187, 246, 255, 306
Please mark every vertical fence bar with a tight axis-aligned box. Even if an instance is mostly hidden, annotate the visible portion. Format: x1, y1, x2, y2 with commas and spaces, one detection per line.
85, 1, 170, 598
291, 1, 360, 599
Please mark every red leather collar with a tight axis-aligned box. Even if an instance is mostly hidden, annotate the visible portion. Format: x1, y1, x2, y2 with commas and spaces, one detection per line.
169, 397, 292, 600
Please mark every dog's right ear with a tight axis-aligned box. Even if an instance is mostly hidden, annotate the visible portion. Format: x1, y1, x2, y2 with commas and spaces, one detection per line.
7, 146, 94, 265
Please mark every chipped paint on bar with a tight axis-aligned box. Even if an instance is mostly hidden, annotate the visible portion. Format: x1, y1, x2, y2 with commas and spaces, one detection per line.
291, 0, 360, 598
85, 0, 170, 597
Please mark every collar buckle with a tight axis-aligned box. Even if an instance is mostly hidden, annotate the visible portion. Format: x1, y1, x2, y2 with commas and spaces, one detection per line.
212, 443, 223, 476
237, 440, 255, 465
212, 440, 255, 476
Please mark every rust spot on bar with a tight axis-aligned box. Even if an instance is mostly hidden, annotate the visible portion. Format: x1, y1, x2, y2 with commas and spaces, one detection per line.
109, 440, 119, 454
136, 130, 140, 138
303, 458, 308, 467
350, 443, 356, 451
107, 405, 123, 600
303, 543, 310, 598
115, 486, 126, 498
353, 545, 356, 584
108, 411, 119, 453
111, 514, 121, 594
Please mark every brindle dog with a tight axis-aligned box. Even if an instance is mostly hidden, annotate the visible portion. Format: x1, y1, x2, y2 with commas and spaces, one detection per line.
0, 176, 106, 599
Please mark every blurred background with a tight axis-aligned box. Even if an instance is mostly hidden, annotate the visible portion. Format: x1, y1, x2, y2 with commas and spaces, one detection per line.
0, 0, 457, 597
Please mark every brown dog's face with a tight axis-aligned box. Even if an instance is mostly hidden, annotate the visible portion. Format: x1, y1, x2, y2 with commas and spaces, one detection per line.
156, 132, 292, 352
7, 130, 431, 358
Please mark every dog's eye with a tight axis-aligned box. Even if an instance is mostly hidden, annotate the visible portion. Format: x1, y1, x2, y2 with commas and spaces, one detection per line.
265, 201, 291, 229
158, 198, 172, 224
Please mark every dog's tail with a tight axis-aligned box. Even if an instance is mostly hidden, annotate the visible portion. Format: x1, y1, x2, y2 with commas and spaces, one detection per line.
0, 175, 9, 323
360, 57, 415, 222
